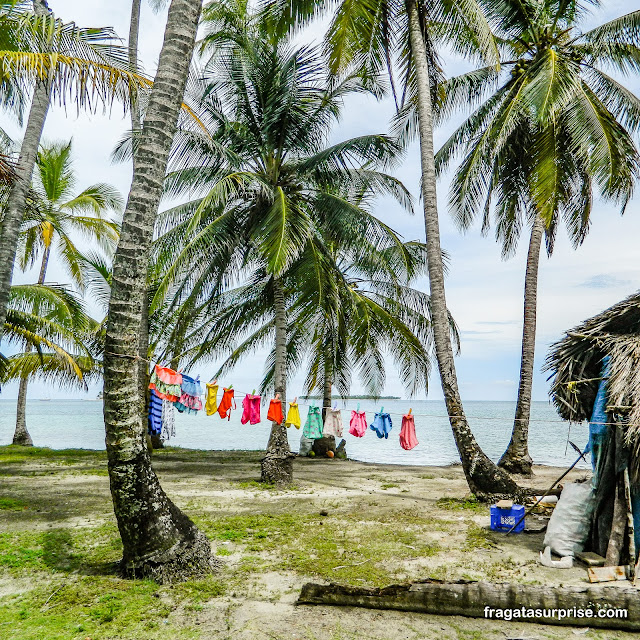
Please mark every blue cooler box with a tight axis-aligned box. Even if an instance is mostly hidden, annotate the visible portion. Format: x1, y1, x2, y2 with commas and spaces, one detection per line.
490, 504, 525, 532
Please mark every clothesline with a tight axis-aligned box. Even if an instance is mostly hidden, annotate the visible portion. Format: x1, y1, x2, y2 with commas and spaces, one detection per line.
204, 384, 603, 427
118, 353, 608, 428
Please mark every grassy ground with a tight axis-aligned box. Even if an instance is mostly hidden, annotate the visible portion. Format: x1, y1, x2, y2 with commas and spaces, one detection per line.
0, 445, 632, 639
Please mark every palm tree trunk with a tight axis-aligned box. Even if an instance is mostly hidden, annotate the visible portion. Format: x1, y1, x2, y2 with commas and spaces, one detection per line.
322, 350, 333, 422
405, 0, 520, 499
129, 0, 142, 172
13, 378, 33, 446
0, 0, 52, 342
102, 0, 215, 583
499, 215, 544, 476
261, 276, 294, 484
13, 244, 51, 446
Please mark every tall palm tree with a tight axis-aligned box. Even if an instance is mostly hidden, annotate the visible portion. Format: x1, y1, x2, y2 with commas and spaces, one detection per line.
435, 2, 640, 475
180, 240, 460, 415
11, 139, 121, 445
138, 13, 414, 483
102, 0, 213, 583
263, 0, 521, 497
1, 283, 99, 435
0, 0, 148, 346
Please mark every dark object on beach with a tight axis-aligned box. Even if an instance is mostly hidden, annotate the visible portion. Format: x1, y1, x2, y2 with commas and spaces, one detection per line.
312, 436, 336, 457
298, 580, 640, 631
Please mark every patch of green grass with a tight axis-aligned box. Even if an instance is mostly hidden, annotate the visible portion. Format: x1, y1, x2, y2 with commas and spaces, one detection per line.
215, 547, 232, 556
0, 523, 121, 574
380, 483, 400, 490
436, 496, 486, 513
234, 480, 277, 490
0, 575, 203, 640
0, 497, 27, 511
464, 524, 498, 551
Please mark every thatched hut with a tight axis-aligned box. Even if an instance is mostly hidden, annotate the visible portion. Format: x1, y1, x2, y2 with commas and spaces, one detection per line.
546, 292, 640, 566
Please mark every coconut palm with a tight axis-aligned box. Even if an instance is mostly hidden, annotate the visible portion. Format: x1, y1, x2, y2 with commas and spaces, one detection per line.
435, 2, 640, 475
0, 0, 149, 347
262, 0, 522, 497
10, 139, 121, 445
1, 283, 99, 444
175, 239, 460, 419
136, 15, 414, 483
102, 0, 213, 583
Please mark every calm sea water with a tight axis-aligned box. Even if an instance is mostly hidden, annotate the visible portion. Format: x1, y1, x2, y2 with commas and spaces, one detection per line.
0, 398, 589, 469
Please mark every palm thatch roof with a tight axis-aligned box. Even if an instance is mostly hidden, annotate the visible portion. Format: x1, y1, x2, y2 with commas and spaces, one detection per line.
545, 291, 640, 457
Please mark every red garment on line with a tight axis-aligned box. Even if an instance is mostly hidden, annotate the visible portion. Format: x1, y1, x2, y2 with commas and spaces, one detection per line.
218, 388, 236, 420
267, 398, 284, 424
399, 414, 419, 450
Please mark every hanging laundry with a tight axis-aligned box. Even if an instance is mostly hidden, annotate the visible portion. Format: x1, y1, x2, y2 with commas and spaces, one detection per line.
149, 364, 182, 402
161, 399, 175, 441
370, 412, 393, 439
349, 410, 367, 437
205, 382, 219, 416
175, 374, 203, 415
323, 408, 343, 438
302, 405, 324, 439
218, 387, 236, 420
267, 395, 284, 424
399, 412, 419, 450
148, 389, 163, 436
241, 394, 261, 425
285, 401, 301, 429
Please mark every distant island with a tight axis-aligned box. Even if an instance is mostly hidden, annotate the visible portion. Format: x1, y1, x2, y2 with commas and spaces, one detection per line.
299, 395, 400, 400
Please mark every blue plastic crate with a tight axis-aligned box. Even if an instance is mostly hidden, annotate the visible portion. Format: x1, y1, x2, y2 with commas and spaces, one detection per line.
490, 504, 525, 533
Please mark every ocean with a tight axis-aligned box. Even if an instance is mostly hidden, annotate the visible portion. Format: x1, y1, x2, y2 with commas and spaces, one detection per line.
0, 398, 590, 469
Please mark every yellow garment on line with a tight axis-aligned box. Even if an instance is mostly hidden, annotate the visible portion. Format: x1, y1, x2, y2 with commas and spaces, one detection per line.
205, 383, 219, 416
285, 401, 301, 429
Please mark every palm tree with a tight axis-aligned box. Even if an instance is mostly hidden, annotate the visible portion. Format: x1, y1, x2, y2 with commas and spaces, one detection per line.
435, 2, 640, 475
2, 283, 99, 442
10, 139, 121, 445
126, 0, 169, 451
138, 12, 414, 483
102, 0, 214, 583
0, 0, 148, 346
178, 240, 460, 418
263, 0, 521, 497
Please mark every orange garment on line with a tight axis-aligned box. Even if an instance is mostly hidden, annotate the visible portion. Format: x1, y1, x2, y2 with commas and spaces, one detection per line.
218, 388, 236, 420
267, 398, 284, 424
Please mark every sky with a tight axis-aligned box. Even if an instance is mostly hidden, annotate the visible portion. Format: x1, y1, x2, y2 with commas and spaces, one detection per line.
1, 0, 639, 403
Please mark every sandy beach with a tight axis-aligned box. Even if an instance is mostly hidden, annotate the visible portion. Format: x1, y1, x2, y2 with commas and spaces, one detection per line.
0, 446, 631, 639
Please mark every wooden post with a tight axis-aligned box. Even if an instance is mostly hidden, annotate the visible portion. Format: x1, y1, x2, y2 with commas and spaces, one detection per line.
606, 473, 627, 566
623, 468, 636, 578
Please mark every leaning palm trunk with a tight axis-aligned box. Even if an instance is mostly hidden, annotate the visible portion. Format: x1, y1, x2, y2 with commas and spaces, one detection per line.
0, 0, 52, 342
262, 277, 294, 484
499, 215, 544, 476
406, 0, 520, 498
12, 245, 51, 446
102, 0, 215, 582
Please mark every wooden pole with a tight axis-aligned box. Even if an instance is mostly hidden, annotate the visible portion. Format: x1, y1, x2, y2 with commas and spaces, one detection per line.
623, 468, 635, 578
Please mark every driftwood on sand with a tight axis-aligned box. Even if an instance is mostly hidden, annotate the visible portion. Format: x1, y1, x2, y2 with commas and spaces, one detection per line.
298, 580, 640, 631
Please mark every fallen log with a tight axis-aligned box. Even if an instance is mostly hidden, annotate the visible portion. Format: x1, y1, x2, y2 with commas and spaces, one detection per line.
298, 580, 640, 631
